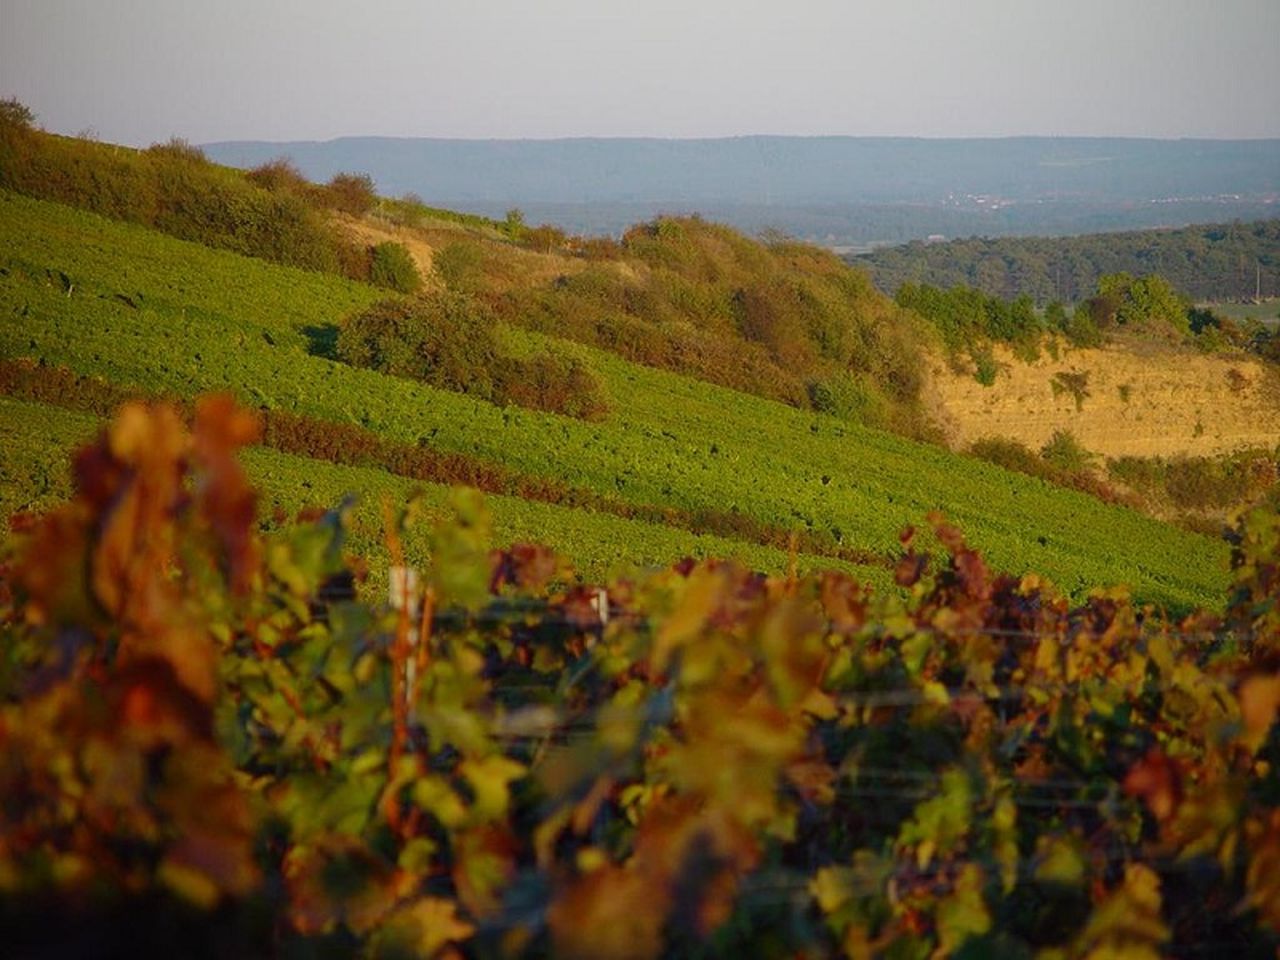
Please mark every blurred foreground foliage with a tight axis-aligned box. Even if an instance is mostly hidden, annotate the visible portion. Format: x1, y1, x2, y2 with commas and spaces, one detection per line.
3, 398, 1280, 957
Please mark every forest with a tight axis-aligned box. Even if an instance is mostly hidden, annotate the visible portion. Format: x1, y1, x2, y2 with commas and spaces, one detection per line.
855, 218, 1280, 306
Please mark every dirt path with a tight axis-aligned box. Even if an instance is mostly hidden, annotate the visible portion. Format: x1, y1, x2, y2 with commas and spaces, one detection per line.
336, 215, 437, 283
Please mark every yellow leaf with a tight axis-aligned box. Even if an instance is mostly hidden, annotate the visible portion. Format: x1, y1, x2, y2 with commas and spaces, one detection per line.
374, 897, 475, 958
652, 567, 724, 673
460, 754, 526, 821
1239, 674, 1280, 752
158, 857, 220, 910
810, 866, 856, 914
922, 680, 950, 706
413, 776, 469, 830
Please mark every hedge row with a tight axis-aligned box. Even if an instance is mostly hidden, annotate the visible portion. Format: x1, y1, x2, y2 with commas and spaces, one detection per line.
0, 120, 419, 292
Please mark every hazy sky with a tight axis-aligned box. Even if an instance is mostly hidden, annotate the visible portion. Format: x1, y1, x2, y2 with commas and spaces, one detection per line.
2, 0, 1278, 145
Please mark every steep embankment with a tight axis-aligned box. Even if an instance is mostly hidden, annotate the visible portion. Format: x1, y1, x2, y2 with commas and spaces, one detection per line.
924, 340, 1280, 458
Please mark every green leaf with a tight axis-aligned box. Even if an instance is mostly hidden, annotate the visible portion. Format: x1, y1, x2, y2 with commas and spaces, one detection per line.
935, 864, 991, 955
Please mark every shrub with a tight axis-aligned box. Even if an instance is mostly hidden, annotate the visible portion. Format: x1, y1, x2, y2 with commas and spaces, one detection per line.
337, 294, 610, 420
1040, 430, 1095, 474
733, 280, 818, 369
1092, 273, 1191, 337
144, 137, 207, 162
322, 172, 377, 216
502, 208, 527, 241
434, 241, 486, 293
576, 236, 623, 260
1061, 307, 1103, 347
0, 97, 35, 129
245, 157, 311, 195
494, 350, 611, 421
523, 223, 569, 254
334, 239, 374, 283
808, 372, 891, 428
1107, 456, 1166, 493
1051, 370, 1090, 411
897, 282, 1042, 356
970, 344, 999, 386
970, 437, 1054, 481
0, 124, 345, 275
369, 241, 422, 293
1165, 458, 1248, 511
337, 292, 499, 399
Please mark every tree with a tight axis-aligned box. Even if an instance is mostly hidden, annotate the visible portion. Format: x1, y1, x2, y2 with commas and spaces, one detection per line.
0, 97, 35, 128
1094, 273, 1191, 337
324, 172, 377, 216
503, 208, 526, 241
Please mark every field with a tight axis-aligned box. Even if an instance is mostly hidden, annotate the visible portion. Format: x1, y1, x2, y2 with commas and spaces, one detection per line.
0, 396, 885, 597
0, 190, 1232, 611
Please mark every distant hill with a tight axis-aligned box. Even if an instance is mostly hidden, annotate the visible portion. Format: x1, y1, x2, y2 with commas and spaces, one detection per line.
201, 136, 1280, 244
854, 218, 1280, 304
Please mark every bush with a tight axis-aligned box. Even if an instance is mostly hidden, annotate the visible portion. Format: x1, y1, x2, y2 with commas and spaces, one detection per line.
807, 372, 891, 428
434, 241, 486, 293
369, 241, 422, 293
245, 157, 312, 195
337, 292, 500, 399
0, 124, 345, 275
1061, 307, 1103, 347
896, 282, 1042, 355
322, 172, 377, 216
1165, 458, 1249, 510
522, 223, 569, 254
1040, 430, 1095, 474
970, 437, 1054, 481
1092, 273, 1192, 338
1050, 370, 1090, 411
502, 208, 527, 241
1107, 456, 1166, 493
144, 137, 207, 162
337, 294, 610, 419
0, 97, 35, 129
494, 350, 611, 421
970, 344, 999, 386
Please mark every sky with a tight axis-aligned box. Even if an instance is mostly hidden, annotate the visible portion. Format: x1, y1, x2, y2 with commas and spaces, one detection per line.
1, 0, 1278, 146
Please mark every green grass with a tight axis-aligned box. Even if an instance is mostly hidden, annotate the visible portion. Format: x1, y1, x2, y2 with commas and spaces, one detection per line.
0, 396, 886, 596
0, 191, 1233, 612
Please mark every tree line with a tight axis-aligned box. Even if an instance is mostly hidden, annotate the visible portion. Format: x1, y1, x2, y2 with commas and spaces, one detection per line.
855, 218, 1280, 305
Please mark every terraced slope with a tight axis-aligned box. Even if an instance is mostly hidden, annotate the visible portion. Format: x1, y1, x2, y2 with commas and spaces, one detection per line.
0, 397, 883, 594
0, 192, 1231, 611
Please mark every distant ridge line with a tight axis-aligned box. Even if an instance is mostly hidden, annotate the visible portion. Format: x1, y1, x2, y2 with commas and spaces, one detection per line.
201, 135, 1280, 243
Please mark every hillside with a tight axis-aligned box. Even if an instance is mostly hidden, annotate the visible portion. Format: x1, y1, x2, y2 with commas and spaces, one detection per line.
855, 218, 1280, 304
0, 189, 1231, 612
923, 338, 1280, 459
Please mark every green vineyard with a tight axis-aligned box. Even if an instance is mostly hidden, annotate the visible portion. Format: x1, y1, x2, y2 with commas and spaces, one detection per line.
0, 191, 1229, 612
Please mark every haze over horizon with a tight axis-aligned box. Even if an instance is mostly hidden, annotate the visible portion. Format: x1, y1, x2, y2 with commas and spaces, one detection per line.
2, 0, 1279, 147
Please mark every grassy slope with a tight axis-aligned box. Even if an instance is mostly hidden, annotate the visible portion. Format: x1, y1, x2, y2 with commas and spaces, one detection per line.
0, 397, 883, 595
0, 192, 1231, 611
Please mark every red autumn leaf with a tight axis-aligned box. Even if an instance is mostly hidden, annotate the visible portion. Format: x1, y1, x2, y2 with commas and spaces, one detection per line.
1124, 750, 1180, 822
